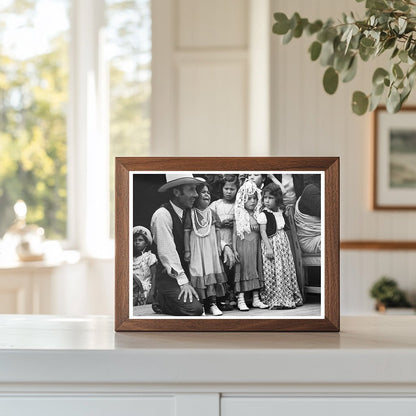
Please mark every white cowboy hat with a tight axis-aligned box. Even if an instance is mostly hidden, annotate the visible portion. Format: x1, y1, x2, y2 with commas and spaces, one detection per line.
132, 226, 153, 246
158, 173, 205, 192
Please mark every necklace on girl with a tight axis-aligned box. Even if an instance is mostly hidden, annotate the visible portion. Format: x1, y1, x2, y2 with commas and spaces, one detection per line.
192, 208, 212, 237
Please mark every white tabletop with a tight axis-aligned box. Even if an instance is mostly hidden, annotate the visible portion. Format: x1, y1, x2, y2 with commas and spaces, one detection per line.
0, 315, 415, 386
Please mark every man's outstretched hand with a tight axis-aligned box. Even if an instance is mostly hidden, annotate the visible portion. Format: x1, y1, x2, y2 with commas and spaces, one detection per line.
178, 282, 199, 303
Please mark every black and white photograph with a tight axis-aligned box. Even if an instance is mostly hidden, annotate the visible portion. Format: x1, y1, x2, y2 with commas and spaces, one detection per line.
129, 171, 324, 319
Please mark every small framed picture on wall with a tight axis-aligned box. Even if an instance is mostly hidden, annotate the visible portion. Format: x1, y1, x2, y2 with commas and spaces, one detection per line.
374, 106, 416, 210
115, 157, 339, 332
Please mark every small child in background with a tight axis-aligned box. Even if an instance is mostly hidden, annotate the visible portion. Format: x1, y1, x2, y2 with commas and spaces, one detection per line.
238, 173, 248, 187
132, 226, 157, 307
184, 183, 227, 316
248, 173, 267, 190
210, 174, 239, 310
257, 183, 303, 309
233, 180, 268, 311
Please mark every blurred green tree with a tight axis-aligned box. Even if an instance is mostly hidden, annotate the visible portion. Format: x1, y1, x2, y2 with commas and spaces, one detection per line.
0, 1, 69, 238
0, 0, 151, 240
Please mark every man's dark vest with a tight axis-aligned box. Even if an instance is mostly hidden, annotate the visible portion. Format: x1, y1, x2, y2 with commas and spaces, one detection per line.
153, 202, 189, 276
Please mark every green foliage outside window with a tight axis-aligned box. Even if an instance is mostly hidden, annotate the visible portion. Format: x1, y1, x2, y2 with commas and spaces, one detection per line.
107, 0, 151, 237
0, 0, 152, 240
0, 1, 69, 238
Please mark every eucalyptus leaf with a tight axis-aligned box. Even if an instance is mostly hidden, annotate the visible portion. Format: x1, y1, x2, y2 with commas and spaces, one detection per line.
290, 12, 301, 30
307, 20, 323, 35
282, 29, 294, 44
386, 87, 401, 112
372, 68, 389, 85
309, 41, 322, 61
366, 0, 388, 10
405, 34, 413, 51
352, 91, 369, 115
383, 37, 396, 50
317, 29, 328, 43
320, 40, 335, 66
393, 63, 404, 79
293, 19, 306, 38
408, 71, 416, 88
393, 0, 409, 11
323, 67, 339, 94
341, 26, 352, 42
359, 44, 375, 61
409, 44, 416, 60
360, 37, 375, 48
398, 17, 407, 34
401, 88, 411, 105
273, 13, 290, 35
373, 82, 385, 96
399, 50, 408, 63
391, 47, 399, 59
334, 52, 351, 72
369, 91, 383, 111
342, 56, 358, 82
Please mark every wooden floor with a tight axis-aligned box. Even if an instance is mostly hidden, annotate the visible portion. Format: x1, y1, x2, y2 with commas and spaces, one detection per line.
133, 297, 321, 317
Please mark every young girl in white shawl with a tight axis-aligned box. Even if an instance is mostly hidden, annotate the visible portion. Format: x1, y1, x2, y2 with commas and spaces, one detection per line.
233, 180, 268, 311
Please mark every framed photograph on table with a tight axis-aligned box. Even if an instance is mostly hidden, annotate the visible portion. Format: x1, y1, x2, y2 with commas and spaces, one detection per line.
374, 106, 416, 210
115, 157, 339, 332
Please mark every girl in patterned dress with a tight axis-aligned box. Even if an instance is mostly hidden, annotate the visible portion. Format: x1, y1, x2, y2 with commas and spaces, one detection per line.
184, 184, 227, 316
233, 180, 268, 311
132, 226, 157, 306
257, 183, 303, 309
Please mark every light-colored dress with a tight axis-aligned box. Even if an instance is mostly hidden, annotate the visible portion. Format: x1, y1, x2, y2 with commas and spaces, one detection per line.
133, 251, 157, 305
209, 199, 235, 247
257, 209, 303, 308
185, 208, 227, 300
234, 216, 263, 293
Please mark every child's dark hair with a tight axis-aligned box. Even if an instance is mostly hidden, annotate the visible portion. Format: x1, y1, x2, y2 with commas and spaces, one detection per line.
222, 174, 239, 189
262, 183, 284, 210
132, 231, 149, 253
197, 182, 211, 194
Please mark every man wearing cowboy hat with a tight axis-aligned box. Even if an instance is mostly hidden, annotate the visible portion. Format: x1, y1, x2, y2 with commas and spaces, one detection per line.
150, 173, 205, 315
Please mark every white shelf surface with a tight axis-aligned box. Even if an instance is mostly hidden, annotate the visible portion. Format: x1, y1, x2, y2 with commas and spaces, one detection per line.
0, 315, 415, 388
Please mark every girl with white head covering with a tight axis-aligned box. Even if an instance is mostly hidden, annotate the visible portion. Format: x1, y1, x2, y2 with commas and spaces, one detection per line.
233, 180, 268, 311
132, 226, 157, 307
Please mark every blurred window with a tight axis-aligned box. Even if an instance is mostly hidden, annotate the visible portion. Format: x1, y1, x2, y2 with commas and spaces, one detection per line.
0, 0, 151, 245
0, 0, 70, 239
106, 0, 152, 238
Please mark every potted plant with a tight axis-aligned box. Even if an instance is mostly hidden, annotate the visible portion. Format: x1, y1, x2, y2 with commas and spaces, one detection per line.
272, 0, 416, 115
369, 276, 412, 312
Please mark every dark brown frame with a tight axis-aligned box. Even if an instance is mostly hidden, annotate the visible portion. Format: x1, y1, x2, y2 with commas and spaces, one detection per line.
115, 157, 339, 332
373, 106, 416, 210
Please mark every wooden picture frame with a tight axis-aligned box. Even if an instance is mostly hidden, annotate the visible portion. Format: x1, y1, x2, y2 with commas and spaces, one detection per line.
373, 106, 416, 210
115, 157, 339, 332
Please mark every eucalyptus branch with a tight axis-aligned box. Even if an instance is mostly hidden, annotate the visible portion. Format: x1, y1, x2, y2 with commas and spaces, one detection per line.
272, 0, 416, 114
